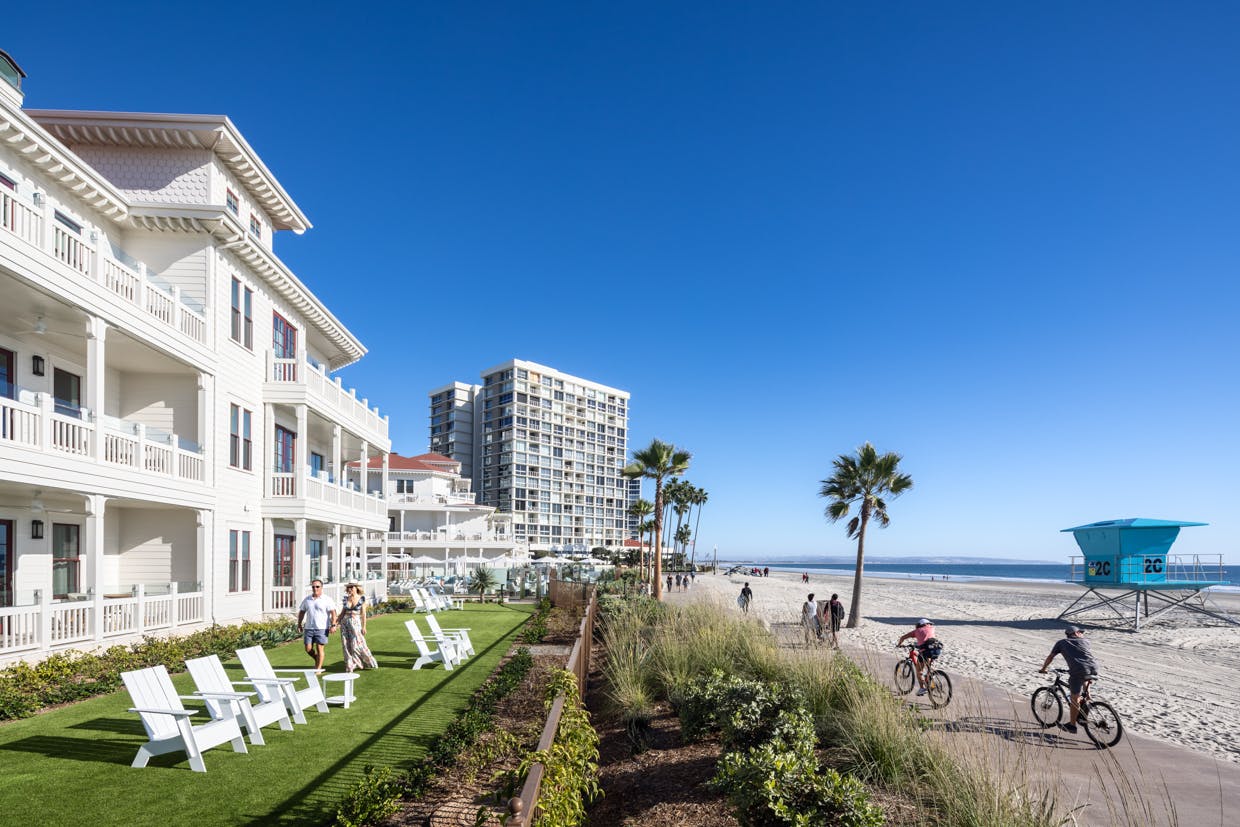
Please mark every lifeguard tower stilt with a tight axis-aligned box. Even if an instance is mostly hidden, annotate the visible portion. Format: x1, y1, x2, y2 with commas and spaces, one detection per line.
1058, 519, 1237, 631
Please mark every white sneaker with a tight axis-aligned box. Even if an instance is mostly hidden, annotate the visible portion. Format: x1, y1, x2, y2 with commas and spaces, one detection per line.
916, 687, 928, 696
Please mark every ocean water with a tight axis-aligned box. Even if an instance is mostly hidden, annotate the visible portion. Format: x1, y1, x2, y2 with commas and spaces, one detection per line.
752, 561, 1239, 589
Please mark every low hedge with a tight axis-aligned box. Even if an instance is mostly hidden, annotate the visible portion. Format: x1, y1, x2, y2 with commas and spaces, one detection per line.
0, 617, 299, 721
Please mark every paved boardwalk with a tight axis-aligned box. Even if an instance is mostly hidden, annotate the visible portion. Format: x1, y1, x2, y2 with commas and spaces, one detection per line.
663, 589, 1239, 826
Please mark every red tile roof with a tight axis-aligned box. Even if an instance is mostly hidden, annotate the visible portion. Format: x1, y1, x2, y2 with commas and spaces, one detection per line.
348, 452, 462, 472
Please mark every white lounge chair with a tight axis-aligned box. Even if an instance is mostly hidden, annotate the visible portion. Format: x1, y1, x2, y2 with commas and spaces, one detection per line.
426, 613, 475, 658
235, 645, 329, 725
121, 664, 247, 772
404, 619, 460, 670
185, 654, 293, 745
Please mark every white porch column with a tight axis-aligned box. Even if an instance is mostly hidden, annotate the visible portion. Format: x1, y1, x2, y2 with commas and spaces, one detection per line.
295, 404, 308, 497
331, 424, 341, 486
84, 494, 107, 642
195, 509, 209, 624
335, 525, 343, 579
262, 517, 275, 612
293, 519, 308, 594
381, 450, 390, 501
358, 440, 368, 492
86, 317, 107, 462
264, 403, 275, 499
196, 374, 211, 485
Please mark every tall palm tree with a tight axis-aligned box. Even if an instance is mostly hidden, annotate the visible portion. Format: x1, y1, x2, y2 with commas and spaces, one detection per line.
688, 486, 709, 568
819, 442, 913, 628
623, 439, 691, 600
628, 498, 654, 579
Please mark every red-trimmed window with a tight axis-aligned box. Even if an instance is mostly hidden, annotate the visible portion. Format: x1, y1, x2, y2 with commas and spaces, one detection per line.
231, 279, 254, 348
273, 535, 294, 588
226, 189, 239, 215
249, 213, 262, 237
273, 313, 297, 358
52, 523, 80, 599
229, 405, 253, 470
274, 425, 296, 473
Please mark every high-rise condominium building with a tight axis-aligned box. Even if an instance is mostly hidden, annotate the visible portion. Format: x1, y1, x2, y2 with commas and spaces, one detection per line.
429, 360, 631, 551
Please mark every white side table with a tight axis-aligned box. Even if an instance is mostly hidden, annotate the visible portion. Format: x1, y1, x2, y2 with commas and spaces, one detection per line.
322, 673, 359, 709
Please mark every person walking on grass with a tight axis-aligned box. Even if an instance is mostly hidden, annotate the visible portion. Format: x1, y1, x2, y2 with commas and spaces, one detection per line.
338, 580, 378, 672
825, 593, 846, 647
297, 579, 337, 674
1039, 626, 1099, 734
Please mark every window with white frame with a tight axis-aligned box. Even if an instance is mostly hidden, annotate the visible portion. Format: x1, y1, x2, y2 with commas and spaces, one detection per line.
229, 529, 251, 592
229, 404, 253, 470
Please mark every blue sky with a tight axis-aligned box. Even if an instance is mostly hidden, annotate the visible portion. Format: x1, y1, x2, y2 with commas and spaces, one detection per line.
7, 3, 1239, 562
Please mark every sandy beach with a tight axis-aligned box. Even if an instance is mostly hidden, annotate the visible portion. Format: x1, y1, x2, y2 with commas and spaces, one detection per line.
680, 568, 1240, 765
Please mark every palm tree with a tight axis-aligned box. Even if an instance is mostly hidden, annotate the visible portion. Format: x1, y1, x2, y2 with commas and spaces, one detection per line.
688, 486, 709, 568
819, 442, 913, 628
623, 439, 691, 600
468, 566, 499, 603
628, 498, 654, 579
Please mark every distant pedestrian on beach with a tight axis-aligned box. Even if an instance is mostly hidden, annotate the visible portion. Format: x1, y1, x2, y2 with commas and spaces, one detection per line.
802, 571, 809, 584
739, 582, 753, 613
802, 593, 822, 643
763, 566, 770, 578
667, 574, 673, 593
826, 593, 845, 647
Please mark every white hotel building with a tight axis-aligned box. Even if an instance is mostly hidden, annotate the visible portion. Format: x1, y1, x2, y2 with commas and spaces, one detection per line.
429, 360, 632, 553
0, 52, 392, 663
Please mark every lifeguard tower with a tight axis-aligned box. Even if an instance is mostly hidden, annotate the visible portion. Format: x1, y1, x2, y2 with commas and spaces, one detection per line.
1058, 518, 1236, 631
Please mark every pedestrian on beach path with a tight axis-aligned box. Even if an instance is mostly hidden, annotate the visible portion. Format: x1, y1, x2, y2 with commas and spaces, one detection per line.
739, 582, 753, 613
802, 593, 822, 643
825, 593, 845, 647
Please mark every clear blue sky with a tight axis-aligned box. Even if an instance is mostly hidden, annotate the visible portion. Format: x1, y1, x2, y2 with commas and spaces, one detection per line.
8, 3, 1238, 562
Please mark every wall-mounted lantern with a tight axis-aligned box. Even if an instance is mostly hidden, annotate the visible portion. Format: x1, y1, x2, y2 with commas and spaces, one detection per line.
32, 354, 45, 376
31, 519, 44, 539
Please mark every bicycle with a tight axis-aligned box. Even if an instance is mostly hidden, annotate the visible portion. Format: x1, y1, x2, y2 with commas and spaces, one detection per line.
894, 643, 952, 708
1031, 668, 1124, 748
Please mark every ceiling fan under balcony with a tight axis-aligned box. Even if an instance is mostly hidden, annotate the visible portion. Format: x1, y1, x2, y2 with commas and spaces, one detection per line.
12, 314, 82, 340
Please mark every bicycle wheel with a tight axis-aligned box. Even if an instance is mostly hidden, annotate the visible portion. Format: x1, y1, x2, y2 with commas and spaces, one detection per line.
1030, 687, 1062, 728
894, 659, 916, 695
927, 670, 953, 708
1081, 699, 1124, 748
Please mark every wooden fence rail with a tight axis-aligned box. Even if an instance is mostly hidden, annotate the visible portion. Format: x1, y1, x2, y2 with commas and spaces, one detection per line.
507, 585, 597, 826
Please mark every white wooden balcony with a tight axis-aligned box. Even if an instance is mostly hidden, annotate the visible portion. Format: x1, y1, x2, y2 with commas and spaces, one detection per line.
264, 470, 387, 529
265, 350, 389, 445
1, 188, 208, 346
0, 583, 204, 660
0, 392, 205, 483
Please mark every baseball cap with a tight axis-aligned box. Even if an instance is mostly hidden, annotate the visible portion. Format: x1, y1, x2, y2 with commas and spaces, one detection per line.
917, 618, 930, 627
1065, 626, 1084, 635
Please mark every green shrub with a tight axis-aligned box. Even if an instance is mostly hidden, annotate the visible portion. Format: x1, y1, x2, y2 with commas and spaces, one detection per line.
335, 765, 404, 827
713, 707, 883, 827
679, 669, 804, 750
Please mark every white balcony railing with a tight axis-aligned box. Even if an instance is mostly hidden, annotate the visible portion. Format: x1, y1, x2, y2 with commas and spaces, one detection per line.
0, 393, 205, 484
267, 351, 388, 440
0, 584, 205, 658
385, 530, 513, 543
0, 189, 207, 346
267, 469, 386, 519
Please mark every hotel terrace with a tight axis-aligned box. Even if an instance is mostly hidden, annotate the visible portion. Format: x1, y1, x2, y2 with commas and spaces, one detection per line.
348, 452, 527, 581
0, 51, 394, 663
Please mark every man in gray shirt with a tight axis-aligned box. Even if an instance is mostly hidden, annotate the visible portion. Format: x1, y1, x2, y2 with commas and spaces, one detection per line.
1039, 626, 1099, 733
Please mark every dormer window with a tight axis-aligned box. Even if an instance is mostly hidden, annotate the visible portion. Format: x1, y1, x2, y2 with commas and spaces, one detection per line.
0, 50, 24, 93
226, 189, 239, 215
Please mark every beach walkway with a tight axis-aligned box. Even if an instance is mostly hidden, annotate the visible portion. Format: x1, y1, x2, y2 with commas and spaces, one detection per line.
663, 584, 1240, 827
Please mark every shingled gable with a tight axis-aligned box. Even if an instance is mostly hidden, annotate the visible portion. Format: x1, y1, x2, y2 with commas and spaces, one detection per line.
348, 452, 462, 473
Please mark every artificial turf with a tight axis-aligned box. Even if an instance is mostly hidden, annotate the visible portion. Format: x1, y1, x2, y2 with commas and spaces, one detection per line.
0, 602, 535, 826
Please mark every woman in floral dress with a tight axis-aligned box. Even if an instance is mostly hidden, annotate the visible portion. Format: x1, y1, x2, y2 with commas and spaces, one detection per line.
339, 581, 378, 671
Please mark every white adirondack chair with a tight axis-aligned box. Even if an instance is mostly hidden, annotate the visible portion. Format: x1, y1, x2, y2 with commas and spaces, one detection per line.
121, 664, 247, 773
429, 586, 463, 610
415, 587, 444, 611
235, 645, 329, 725
409, 589, 430, 613
426, 613, 475, 658
404, 619, 459, 670
185, 654, 293, 745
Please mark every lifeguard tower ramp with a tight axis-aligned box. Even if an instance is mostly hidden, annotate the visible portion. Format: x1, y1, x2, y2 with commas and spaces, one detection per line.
1058, 519, 1236, 631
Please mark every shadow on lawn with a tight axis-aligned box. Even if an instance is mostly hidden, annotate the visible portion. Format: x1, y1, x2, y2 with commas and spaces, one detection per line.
0, 734, 137, 765
241, 618, 525, 826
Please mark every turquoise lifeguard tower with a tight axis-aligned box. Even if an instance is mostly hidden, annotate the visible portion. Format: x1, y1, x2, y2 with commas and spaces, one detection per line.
1058, 519, 1235, 630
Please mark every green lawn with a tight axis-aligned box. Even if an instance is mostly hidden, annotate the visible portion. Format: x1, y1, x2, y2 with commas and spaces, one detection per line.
0, 603, 534, 826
